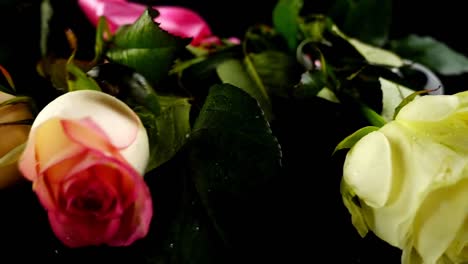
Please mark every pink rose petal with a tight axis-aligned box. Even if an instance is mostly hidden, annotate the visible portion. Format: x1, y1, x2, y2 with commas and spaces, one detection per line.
44, 152, 152, 247
33, 153, 89, 211
48, 210, 121, 247
107, 180, 153, 246
60, 118, 126, 156
18, 131, 38, 181
78, 0, 213, 45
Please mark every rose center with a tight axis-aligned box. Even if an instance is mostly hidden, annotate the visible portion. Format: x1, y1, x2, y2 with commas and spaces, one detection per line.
72, 191, 103, 212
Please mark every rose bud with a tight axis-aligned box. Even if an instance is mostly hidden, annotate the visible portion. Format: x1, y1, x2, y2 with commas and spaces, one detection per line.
18, 90, 153, 247
0, 91, 33, 189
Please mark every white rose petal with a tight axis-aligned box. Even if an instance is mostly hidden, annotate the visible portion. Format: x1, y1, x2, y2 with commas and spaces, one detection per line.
32, 90, 149, 174
344, 130, 393, 208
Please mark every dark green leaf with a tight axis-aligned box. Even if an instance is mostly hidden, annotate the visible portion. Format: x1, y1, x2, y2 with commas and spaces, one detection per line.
160, 177, 228, 264
112, 8, 188, 49
136, 95, 191, 172
272, 0, 304, 51
93, 16, 111, 64
66, 63, 102, 92
216, 58, 273, 120
298, 14, 331, 42
106, 8, 190, 86
106, 47, 178, 88
243, 24, 288, 53
40, 0, 53, 57
293, 70, 328, 98
330, 24, 403, 67
87, 63, 161, 117
249, 50, 298, 97
173, 45, 241, 84
329, 0, 392, 47
0, 84, 14, 94
360, 103, 386, 127
188, 83, 282, 246
389, 35, 468, 75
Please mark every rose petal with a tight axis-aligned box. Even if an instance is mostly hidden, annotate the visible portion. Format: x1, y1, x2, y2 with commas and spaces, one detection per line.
18, 129, 40, 181
32, 90, 140, 150
108, 179, 152, 246
78, 0, 145, 33
78, 0, 213, 45
48, 211, 121, 248
59, 150, 140, 205
33, 118, 84, 171
34, 152, 89, 210
29, 91, 149, 174
412, 179, 468, 263
46, 155, 152, 247
343, 130, 393, 208
63, 172, 120, 217
396, 94, 459, 122
0, 102, 33, 124
154, 6, 212, 46
60, 118, 118, 157
0, 91, 14, 103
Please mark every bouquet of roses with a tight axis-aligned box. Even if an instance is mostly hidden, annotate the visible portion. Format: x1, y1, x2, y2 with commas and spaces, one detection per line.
2, 0, 468, 263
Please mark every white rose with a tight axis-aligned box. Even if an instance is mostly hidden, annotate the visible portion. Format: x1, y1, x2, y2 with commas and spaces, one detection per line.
342, 91, 468, 264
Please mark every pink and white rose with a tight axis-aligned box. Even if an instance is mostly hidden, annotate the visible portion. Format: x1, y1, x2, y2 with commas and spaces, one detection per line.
18, 90, 152, 247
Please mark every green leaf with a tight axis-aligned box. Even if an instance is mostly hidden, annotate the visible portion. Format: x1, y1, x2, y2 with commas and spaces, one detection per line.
389, 35, 468, 75
40, 0, 53, 57
137, 95, 191, 172
0, 96, 34, 108
66, 63, 102, 92
160, 176, 226, 264
93, 16, 111, 64
360, 103, 386, 127
340, 179, 369, 237
0, 143, 25, 167
333, 126, 379, 154
0, 84, 13, 94
272, 0, 304, 51
112, 8, 188, 49
188, 83, 282, 246
329, 0, 392, 47
379, 77, 417, 122
293, 70, 328, 98
106, 8, 190, 86
331, 24, 403, 67
87, 63, 161, 117
106, 47, 178, 88
298, 14, 331, 42
216, 58, 273, 121
249, 50, 298, 98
